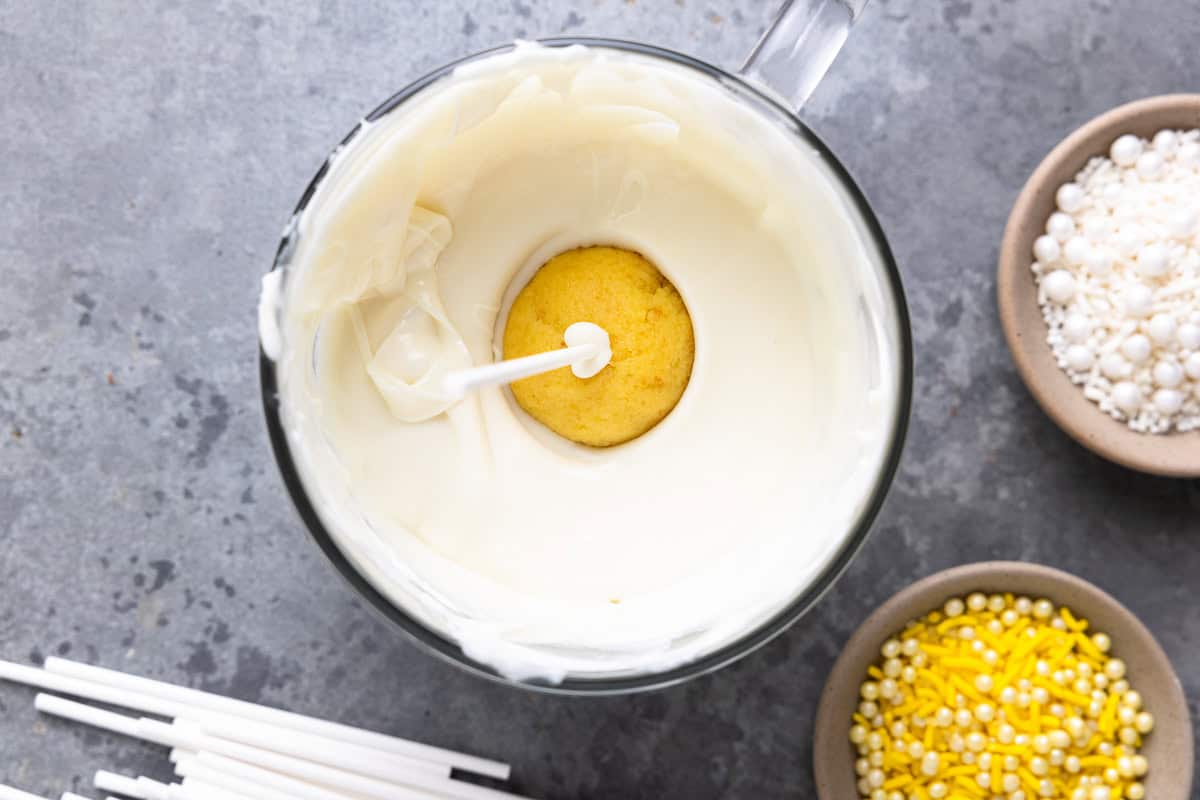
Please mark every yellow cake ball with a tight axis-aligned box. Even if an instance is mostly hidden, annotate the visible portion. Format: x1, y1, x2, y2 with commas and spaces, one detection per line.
503, 246, 695, 447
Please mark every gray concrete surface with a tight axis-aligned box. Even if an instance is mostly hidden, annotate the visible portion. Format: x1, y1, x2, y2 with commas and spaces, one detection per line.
2, 1, 1198, 797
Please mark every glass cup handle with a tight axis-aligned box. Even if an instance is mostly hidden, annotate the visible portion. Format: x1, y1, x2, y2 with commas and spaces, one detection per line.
741, 0, 869, 110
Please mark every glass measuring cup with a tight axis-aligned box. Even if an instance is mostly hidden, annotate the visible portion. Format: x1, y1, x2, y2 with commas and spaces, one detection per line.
260, 0, 911, 694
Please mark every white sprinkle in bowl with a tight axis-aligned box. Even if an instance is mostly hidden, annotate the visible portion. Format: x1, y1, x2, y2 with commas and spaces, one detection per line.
998, 94, 1200, 477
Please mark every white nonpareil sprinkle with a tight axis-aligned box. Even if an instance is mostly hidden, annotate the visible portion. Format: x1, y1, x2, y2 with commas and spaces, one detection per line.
1032, 128, 1200, 434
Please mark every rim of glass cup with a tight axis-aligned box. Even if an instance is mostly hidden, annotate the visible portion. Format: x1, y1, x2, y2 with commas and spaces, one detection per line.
259, 36, 914, 696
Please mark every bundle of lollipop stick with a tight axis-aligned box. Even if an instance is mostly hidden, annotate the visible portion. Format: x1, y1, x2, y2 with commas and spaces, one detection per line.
0, 657, 529, 800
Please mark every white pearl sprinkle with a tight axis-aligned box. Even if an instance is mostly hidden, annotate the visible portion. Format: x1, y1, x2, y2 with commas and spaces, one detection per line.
1063, 236, 1091, 266
1034, 235, 1061, 264
1101, 352, 1131, 380
1153, 129, 1179, 155
1122, 283, 1154, 318
1146, 313, 1177, 344
1043, 270, 1077, 303
1120, 334, 1152, 364
1083, 246, 1114, 276
1135, 243, 1169, 278
1136, 150, 1165, 179
1057, 183, 1086, 213
1112, 382, 1142, 414
1047, 211, 1077, 241
1111, 134, 1142, 166
1185, 352, 1200, 380
1179, 322, 1200, 349
1154, 360, 1184, 388
1065, 345, 1094, 371
1115, 225, 1145, 255
1063, 313, 1092, 342
1155, 388, 1184, 414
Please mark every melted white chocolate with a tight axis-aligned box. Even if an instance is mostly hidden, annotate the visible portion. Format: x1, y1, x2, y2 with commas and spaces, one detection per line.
263, 44, 902, 682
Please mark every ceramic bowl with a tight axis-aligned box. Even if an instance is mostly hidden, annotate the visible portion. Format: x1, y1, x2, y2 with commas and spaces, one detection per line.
813, 561, 1193, 800
998, 94, 1200, 477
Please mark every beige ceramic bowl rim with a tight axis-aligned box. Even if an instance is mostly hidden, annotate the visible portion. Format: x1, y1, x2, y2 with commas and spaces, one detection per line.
997, 94, 1200, 477
813, 561, 1193, 800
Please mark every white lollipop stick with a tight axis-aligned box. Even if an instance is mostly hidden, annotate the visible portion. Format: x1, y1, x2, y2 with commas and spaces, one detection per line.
36, 697, 437, 800
94, 774, 236, 800
36, 693, 142, 737
93, 774, 144, 800
175, 755, 315, 800
0, 786, 49, 800
182, 753, 365, 800
174, 781, 252, 800
442, 321, 611, 398
177, 704, 446, 778
38, 658, 504, 779
173, 713, 445, 779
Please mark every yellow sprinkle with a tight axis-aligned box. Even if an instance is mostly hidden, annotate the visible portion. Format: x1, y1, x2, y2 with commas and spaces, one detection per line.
919, 669, 949, 695
1048, 642, 1074, 665
937, 616, 976, 634
1009, 633, 1041, 663
1004, 617, 1031, 641
916, 687, 941, 705
942, 656, 989, 672
1060, 607, 1088, 631
846, 593, 1152, 799
950, 674, 985, 703
1037, 680, 1091, 708
1075, 632, 1103, 660
921, 643, 955, 657
976, 628, 1004, 651
1100, 693, 1120, 736
953, 775, 984, 797
1019, 654, 1039, 680
1007, 709, 1037, 733
1018, 768, 1040, 795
